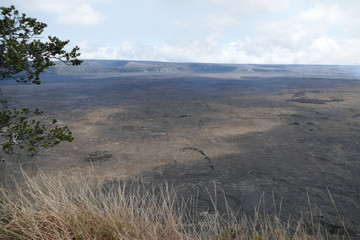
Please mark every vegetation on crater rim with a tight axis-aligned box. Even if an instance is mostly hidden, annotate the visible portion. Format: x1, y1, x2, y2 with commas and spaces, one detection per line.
0, 5, 82, 158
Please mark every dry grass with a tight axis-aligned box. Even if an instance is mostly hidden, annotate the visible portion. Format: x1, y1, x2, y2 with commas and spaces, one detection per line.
0, 171, 350, 239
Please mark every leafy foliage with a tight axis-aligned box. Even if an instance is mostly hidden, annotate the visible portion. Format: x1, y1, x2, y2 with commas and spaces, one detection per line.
0, 5, 81, 157
0, 102, 73, 156
0, 5, 82, 84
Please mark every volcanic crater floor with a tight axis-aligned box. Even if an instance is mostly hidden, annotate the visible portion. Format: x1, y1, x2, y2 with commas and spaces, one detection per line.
1, 71, 360, 235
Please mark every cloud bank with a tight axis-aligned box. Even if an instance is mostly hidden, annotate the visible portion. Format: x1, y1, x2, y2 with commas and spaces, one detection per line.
79, 37, 360, 65
11, 0, 107, 28
3, 0, 360, 64
80, 1, 360, 64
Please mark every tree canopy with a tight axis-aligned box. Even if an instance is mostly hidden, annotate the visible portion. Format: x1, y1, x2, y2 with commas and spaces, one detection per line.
0, 5, 82, 158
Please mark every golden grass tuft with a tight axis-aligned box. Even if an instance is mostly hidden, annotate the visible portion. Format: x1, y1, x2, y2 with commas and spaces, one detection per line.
0, 171, 351, 239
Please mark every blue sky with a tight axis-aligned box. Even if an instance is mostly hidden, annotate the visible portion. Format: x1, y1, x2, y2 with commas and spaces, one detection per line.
3, 0, 360, 64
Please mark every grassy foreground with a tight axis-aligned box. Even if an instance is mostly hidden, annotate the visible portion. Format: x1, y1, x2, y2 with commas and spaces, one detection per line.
0, 171, 350, 239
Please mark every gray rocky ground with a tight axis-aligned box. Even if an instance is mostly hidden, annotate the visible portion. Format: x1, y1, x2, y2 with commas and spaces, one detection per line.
1, 64, 359, 237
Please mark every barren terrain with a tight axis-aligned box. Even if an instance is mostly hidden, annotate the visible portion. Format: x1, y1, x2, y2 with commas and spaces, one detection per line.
1, 63, 360, 236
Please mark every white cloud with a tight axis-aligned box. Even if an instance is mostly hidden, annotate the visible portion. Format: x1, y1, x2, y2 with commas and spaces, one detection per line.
297, 3, 344, 25
174, 19, 188, 28
58, 4, 106, 28
8, 0, 107, 28
78, 36, 360, 65
247, 2, 360, 64
248, 0, 290, 12
199, 0, 290, 12
7, 0, 360, 64
14, 0, 66, 12
203, 14, 242, 30
74, 0, 360, 65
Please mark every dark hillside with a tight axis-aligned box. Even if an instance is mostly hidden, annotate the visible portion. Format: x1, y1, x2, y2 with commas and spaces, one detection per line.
46, 60, 360, 77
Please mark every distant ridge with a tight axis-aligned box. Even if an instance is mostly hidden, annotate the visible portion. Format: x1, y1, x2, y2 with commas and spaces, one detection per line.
48, 60, 181, 75
47, 60, 360, 77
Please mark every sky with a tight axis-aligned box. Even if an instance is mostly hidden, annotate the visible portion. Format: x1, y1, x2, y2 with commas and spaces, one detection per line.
3, 0, 360, 65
